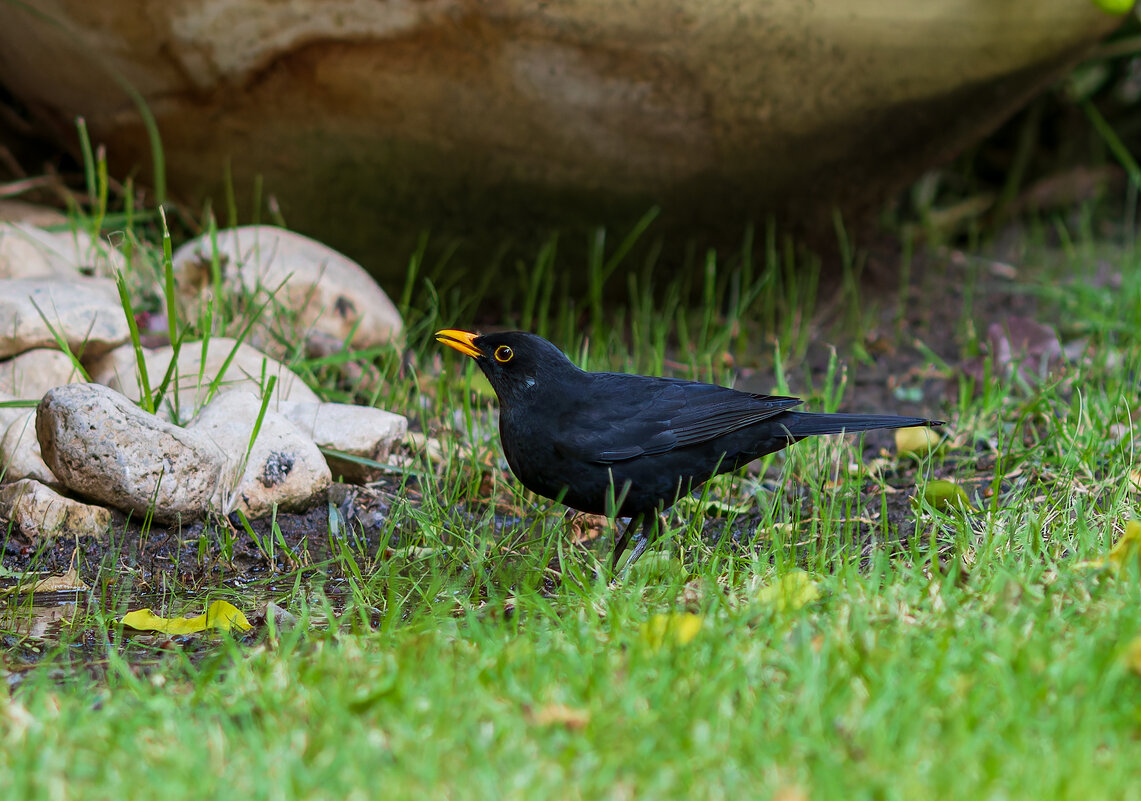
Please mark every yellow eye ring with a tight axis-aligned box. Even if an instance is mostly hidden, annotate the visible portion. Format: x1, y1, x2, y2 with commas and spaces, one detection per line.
494, 345, 514, 363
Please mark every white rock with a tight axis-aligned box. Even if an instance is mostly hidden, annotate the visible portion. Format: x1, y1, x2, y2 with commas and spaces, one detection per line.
0, 201, 68, 227
0, 222, 123, 279
87, 337, 320, 420
172, 226, 403, 354
1, 410, 59, 487
36, 383, 227, 522
0, 348, 83, 398
189, 390, 331, 519
0, 277, 130, 359
0, 390, 28, 432
280, 400, 407, 483
0, 478, 112, 541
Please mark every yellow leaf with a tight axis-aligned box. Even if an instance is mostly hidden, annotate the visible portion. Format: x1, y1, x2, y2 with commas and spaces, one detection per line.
121, 600, 252, 634
921, 479, 975, 512
1124, 636, 1141, 676
1108, 521, 1141, 572
1081, 520, 1141, 574
896, 427, 942, 459
755, 569, 820, 612
640, 613, 703, 650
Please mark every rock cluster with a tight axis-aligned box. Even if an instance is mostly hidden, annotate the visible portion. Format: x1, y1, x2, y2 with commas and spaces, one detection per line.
0, 213, 407, 540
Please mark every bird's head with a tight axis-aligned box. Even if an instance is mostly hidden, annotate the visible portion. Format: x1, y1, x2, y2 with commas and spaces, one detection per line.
435, 329, 579, 404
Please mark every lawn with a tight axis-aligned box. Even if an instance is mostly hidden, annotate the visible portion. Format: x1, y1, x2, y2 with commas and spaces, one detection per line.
2, 195, 1141, 801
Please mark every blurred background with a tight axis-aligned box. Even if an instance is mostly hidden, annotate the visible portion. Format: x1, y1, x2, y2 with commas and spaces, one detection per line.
0, 0, 1138, 291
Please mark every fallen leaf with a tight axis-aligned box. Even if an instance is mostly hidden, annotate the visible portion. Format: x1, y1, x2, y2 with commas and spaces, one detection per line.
31, 568, 89, 593
7, 603, 80, 639
640, 613, 703, 650
530, 703, 591, 730
1078, 520, 1141, 574
921, 480, 976, 512
755, 570, 820, 612
1124, 636, 1141, 676
121, 600, 252, 634
567, 513, 608, 544
0, 567, 88, 596
896, 427, 943, 459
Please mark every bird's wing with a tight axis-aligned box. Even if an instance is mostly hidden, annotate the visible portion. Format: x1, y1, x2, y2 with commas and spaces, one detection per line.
554, 376, 802, 464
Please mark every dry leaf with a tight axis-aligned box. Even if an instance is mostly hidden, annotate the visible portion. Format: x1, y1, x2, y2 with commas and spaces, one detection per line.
567, 513, 608, 544
121, 600, 252, 634
0, 567, 88, 597
530, 703, 591, 730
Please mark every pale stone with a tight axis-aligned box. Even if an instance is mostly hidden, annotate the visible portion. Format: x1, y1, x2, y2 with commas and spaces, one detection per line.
36, 383, 227, 522
0, 410, 59, 487
0, 222, 123, 279
280, 400, 407, 483
0, 478, 112, 541
0, 201, 68, 228
87, 337, 319, 420
0, 277, 130, 359
189, 390, 331, 518
0, 348, 83, 398
0, 390, 28, 433
172, 225, 403, 354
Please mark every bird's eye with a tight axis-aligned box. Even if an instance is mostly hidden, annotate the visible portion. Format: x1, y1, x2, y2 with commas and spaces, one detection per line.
494, 345, 514, 363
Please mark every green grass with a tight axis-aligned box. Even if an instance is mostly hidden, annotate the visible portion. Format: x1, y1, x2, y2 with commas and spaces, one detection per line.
4, 545, 1141, 800
4, 166, 1141, 799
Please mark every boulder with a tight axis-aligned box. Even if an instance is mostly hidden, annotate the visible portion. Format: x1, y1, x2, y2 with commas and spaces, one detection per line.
189, 390, 331, 518
172, 226, 403, 355
36, 383, 227, 522
0, 278, 130, 359
0, 478, 112, 541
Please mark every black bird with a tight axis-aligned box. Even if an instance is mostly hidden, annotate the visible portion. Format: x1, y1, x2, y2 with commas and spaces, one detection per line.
436, 329, 943, 572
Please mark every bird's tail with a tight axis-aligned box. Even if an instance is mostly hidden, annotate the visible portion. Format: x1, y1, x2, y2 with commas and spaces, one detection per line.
782, 412, 943, 438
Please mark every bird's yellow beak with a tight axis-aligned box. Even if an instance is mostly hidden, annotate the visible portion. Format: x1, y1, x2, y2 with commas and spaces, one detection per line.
435, 329, 483, 359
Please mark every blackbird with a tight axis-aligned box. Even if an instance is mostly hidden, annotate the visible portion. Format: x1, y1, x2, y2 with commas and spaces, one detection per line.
436, 329, 943, 572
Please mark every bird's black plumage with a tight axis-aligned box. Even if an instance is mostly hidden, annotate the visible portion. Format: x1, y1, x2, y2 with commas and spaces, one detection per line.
437, 329, 943, 571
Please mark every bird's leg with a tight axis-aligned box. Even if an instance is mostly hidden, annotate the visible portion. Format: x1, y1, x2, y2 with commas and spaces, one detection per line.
614, 513, 666, 578
610, 515, 642, 574
624, 513, 663, 568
